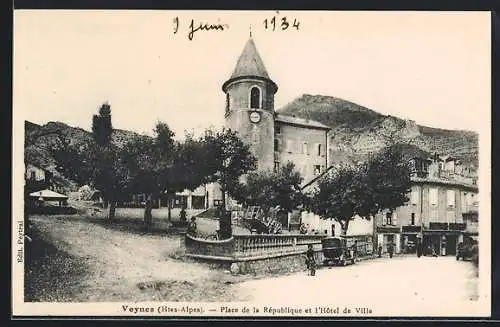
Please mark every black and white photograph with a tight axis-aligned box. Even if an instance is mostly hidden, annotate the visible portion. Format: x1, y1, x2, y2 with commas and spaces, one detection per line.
12, 10, 491, 317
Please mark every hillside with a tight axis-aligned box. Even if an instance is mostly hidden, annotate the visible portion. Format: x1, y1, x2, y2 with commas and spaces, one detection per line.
279, 94, 478, 167
25, 94, 479, 190
25, 121, 140, 192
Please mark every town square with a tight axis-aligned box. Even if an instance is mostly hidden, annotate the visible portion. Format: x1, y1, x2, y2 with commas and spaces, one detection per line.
13, 11, 489, 317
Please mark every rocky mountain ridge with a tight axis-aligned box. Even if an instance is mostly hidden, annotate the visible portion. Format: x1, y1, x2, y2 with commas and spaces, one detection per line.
279, 94, 478, 167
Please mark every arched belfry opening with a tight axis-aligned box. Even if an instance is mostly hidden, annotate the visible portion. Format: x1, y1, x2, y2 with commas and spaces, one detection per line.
250, 86, 261, 109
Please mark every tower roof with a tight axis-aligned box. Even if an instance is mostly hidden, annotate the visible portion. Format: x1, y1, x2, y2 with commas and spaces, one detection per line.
223, 37, 277, 92
230, 38, 271, 80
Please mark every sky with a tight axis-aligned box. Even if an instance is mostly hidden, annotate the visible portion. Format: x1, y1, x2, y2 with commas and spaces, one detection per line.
13, 10, 491, 138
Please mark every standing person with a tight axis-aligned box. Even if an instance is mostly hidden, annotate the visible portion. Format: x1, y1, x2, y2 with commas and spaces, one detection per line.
187, 217, 197, 237
388, 241, 394, 258
180, 205, 187, 223
305, 244, 316, 276
416, 239, 422, 258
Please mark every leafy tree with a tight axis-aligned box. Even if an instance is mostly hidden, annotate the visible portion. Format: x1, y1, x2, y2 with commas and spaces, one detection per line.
310, 144, 411, 236
162, 132, 219, 220
201, 128, 257, 238
240, 162, 303, 216
201, 128, 257, 209
310, 163, 366, 236
118, 122, 176, 231
90, 102, 124, 220
360, 144, 412, 218
50, 135, 94, 187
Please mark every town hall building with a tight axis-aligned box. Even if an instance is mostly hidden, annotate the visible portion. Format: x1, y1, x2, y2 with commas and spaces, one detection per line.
223, 37, 330, 183
177, 37, 331, 210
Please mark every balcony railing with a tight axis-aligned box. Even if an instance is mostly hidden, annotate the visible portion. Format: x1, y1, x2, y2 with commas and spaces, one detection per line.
449, 223, 466, 231
428, 222, 449, 230
402, 225, 422, 233
377, 226, 401, 233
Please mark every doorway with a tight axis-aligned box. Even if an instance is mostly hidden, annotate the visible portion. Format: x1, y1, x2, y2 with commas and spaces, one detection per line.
446, 234, 458, 255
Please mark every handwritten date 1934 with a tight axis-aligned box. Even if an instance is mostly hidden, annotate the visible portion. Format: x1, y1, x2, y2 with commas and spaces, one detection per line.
264, 16, 300, 31
173, 17, 229, 41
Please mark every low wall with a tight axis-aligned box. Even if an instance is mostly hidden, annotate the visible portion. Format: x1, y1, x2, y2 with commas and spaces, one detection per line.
184, 233, 374, 275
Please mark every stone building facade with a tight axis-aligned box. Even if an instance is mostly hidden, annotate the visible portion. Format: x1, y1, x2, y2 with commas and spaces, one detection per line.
374, 155, 479, 256
170, 37, 330, 210
222, 37, 330, 184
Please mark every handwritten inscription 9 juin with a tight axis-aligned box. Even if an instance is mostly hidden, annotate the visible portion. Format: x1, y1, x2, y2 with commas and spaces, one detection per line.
172, 15, 301, 41
173, 17, 229, 41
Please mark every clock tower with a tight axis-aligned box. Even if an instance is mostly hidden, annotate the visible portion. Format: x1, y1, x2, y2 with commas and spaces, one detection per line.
222, 37, 278, 171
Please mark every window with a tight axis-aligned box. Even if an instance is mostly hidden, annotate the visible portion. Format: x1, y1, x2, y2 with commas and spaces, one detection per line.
274, 161, 280, 172
30, 171, 36, 180
314, 165, 321, 176
430, 210, 438, 221
409, 159, 416, 171
302, 142, 308, 155
274, 139, 279, 152
446, 190, 455, 208
446, 211, 455, 223
317, 144, 322, 156
386, 212, 393, 225
411, 189, 419, 205
275, 126, 281, 135
286, 140, 294, 153
429, 188, 438, 206
411, 213, 415, 225
250, 87, 261, 109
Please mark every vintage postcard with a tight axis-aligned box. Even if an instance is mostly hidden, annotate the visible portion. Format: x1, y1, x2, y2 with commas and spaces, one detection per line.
12, 10, 491, 318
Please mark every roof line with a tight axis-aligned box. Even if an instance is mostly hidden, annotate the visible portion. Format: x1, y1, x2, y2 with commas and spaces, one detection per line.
276, 121, 331, 131
301, 165, 336, 191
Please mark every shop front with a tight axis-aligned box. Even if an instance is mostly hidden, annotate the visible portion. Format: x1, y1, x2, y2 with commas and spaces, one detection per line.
376, 226, 401, 254
401, 225, 422, 254
422, 222, 465, 256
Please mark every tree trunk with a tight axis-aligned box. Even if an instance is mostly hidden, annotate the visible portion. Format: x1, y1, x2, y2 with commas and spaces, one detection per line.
341, 219, 350, 236
371, 214, 377, 255
144, 193, 153, 233
221, 188, 227, 211
167, 195, 172, 221
219, 187, 232, 239
108, 201, 116, 220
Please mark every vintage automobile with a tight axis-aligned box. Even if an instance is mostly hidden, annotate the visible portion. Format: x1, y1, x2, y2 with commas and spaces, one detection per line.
321, 236, 355, 266
456, 240, 479, 262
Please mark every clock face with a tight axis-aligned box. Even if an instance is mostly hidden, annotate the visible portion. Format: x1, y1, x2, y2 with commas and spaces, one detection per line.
249, 111, 261, 123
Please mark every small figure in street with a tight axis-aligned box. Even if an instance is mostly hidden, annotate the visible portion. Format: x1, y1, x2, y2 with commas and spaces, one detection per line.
305, 244, 316, 276
378, 245, 382, 258
416, 241, 422, 258
180, 206, 187, 223
187, 217, 197, 237
388, 241, 394, 258
431, 245, 438, 257
299, 223, 308, 235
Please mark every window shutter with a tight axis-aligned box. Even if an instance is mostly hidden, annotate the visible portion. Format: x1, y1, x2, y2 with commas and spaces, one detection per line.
447, 190, 455, 207
411, 189, 419, 205
392, 211, 397, 225
429, 188, 438, 206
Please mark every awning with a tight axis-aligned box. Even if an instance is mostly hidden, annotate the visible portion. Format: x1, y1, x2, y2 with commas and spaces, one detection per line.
29, 189, 68, 200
